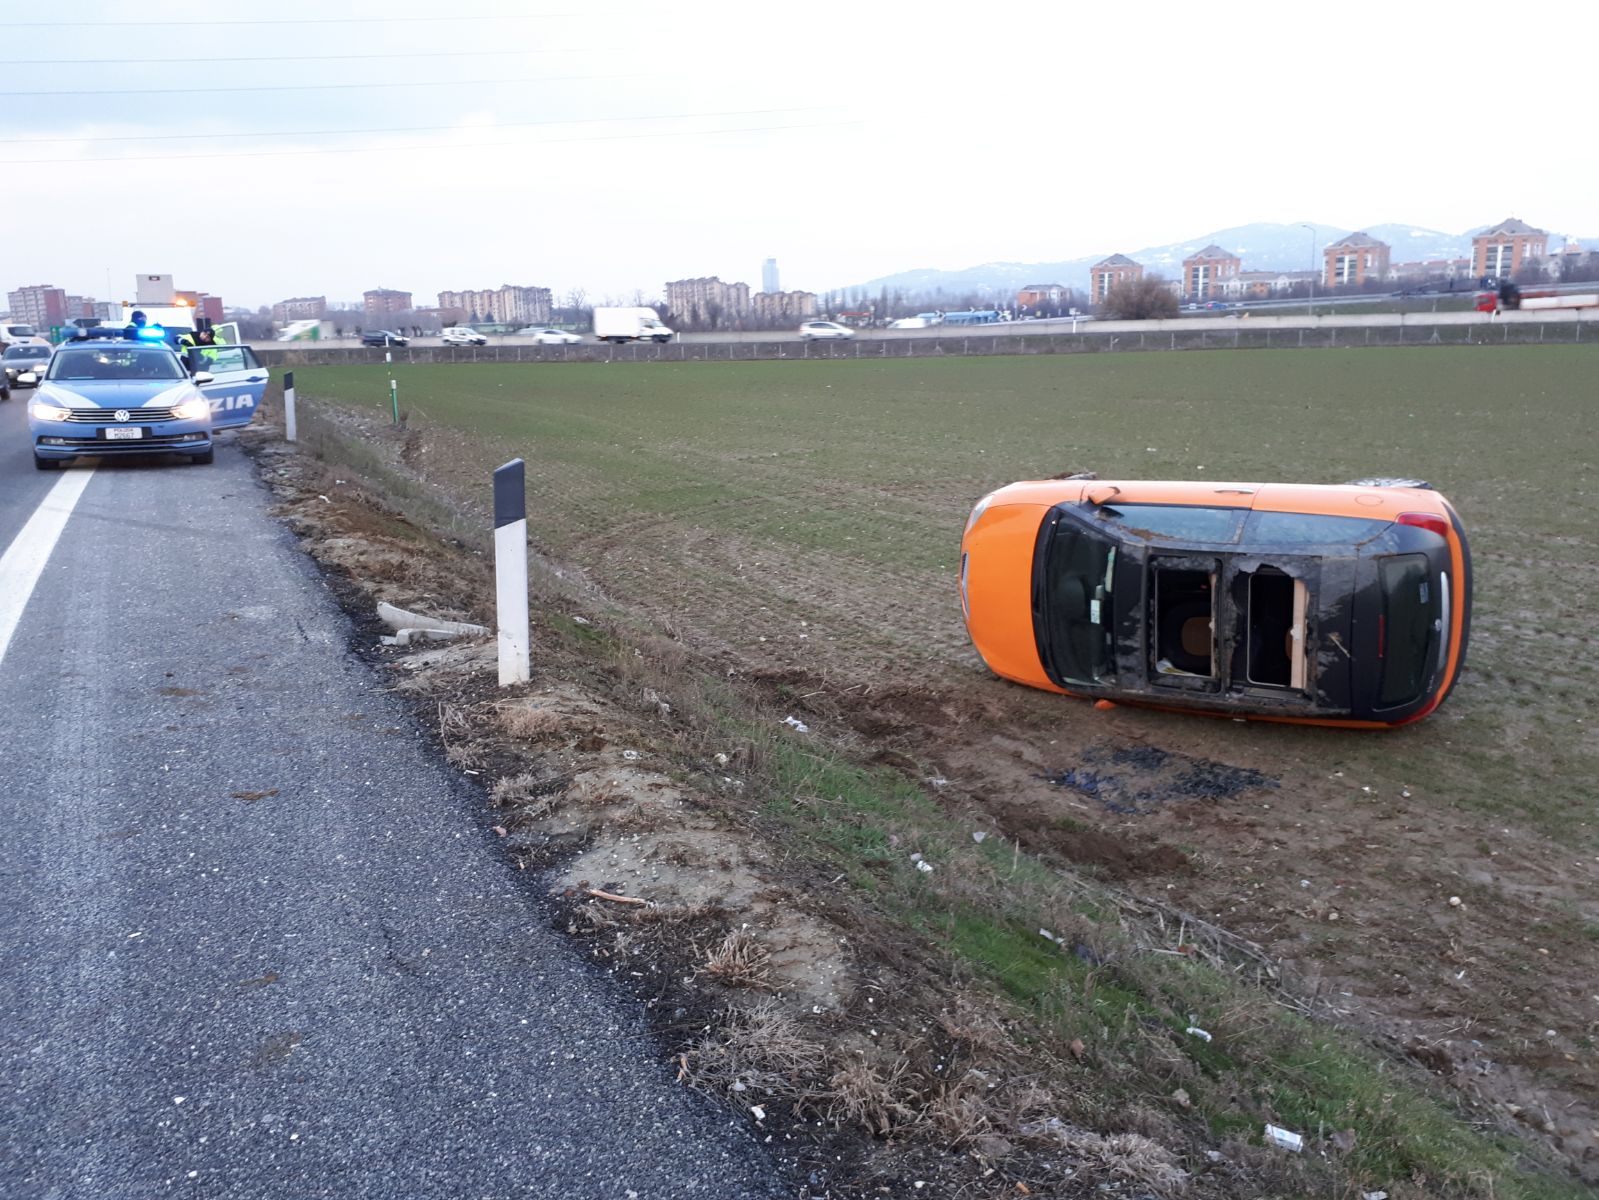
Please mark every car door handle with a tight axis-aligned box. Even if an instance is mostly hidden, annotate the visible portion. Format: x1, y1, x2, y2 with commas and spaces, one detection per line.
246, 374, 266, 382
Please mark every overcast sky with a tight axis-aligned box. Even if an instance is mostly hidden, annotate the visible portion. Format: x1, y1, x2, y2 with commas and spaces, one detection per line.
5, 0, 1595, 309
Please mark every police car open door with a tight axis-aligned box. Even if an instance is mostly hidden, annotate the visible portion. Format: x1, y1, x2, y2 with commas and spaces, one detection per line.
192, 344, 269, 430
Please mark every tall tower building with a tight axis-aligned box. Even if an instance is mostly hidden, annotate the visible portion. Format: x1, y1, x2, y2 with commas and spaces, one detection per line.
761, 258, 780, 294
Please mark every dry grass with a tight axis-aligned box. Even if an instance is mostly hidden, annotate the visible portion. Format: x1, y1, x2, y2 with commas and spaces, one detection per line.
497, 704, 563, 739
700, 927, 774, 990
1018, 1118, 1191, 1195
680, 1002, 828, 1100
825, 1058, 917, 1136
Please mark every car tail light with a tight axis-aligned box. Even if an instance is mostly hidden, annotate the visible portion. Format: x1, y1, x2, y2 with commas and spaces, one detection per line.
1397, 512, 1450, 538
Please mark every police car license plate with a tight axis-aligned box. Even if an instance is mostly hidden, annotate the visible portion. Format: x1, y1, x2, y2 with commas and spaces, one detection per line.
105, 427, 143, 441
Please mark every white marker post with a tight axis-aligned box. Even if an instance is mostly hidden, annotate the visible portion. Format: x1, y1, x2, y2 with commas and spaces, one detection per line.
283, 370, 297, 442
493, 459, 531, 686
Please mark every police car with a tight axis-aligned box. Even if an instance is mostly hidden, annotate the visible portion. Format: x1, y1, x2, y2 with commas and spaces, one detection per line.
28, 336, 217, 469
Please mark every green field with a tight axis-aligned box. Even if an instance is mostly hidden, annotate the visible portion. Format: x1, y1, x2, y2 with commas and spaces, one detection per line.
296, 347, 1599, 1195
299, 347, 1599, 835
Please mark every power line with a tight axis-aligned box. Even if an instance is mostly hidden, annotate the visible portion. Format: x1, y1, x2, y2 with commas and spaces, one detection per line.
0, 106, 837, 146
0, 72, 641, 98
24, 49, 593, 66
3, 14, 575, 27
0, 119, 858, 167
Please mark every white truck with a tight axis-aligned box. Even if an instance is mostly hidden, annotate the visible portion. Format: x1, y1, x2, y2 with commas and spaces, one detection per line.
592, 307, 674, 345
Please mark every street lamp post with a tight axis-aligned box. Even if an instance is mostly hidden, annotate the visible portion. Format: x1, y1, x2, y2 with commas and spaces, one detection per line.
1301, 223, 1318, 317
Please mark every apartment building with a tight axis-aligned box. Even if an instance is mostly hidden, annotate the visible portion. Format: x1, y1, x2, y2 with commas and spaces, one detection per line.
6, 284, 68, 328
1472, 218, 1547, 280
363, 288, 414, 317
1323, 232, 1391, 289
1016, 283, 1072, 314
273, 296, 328, 323
665, 277, 751, 327
1181, 245, 1241, 299
1089, 254, 1144, 305
436, 285, 552, 326
1388, 259, 1473, 284
751, 290, 818, 324
1224, 271, 1279, 299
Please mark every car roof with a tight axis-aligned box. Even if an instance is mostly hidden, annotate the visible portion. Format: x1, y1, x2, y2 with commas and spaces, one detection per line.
986, 478, 1450, 520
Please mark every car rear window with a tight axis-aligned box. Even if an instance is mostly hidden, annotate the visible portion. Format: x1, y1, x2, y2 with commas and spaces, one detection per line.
1378, 554, 1434, 706
1092, 503, 1245, 543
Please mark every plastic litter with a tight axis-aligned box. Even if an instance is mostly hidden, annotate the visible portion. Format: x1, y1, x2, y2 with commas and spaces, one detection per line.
1186, 1026, 1213, 1043
1263, 1124, 1303, 1152
782, 716, 810, 733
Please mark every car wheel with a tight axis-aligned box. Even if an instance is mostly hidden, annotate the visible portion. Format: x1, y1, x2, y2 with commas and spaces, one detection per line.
34, 453, 59, 470
189, 448, 215, 465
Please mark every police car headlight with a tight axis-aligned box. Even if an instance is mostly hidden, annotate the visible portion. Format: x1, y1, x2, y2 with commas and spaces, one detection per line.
172, 397, 210, 421
30, 400, 71, 422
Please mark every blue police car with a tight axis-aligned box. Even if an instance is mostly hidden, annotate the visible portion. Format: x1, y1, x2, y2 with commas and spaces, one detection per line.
28, 337, 215, 469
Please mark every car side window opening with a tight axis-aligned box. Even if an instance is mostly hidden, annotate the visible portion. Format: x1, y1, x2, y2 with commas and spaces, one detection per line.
1094, 503, 1245, 544
1042, 526, 1116, 686
1154, 565, 1215, 679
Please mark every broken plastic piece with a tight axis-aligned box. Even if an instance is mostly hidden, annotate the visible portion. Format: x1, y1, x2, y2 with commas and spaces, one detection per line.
1263, 1124, 1303, 1152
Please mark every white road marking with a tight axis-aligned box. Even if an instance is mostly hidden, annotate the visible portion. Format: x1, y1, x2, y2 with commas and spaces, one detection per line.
0, 467, 96, 667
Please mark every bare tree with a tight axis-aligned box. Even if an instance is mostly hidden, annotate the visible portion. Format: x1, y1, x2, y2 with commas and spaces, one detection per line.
1099, 276, 1179, 320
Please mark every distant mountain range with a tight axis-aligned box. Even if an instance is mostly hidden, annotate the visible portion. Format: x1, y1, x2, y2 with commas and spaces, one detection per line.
843, 222, 1599, 299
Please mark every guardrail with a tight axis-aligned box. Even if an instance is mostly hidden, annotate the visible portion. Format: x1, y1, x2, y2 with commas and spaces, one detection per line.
253, 311, 1594, 367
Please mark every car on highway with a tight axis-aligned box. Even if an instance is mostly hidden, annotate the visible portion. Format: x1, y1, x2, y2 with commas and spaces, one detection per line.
441, 327, 488, 346
361, 330, 410, 347
799, 320, 855, 341
2, 321, 45, 348
4, 343, 52, 389
28, 338, 216, 469
959, 477, 1471, 728
525, 327, 583, 345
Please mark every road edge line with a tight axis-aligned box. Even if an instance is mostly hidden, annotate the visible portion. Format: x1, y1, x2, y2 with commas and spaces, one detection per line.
0, 467, 96, 668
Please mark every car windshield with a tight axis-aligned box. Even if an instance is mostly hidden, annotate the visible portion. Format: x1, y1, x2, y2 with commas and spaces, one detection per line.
5, 324, 37, 338
49, 346, 184, 381
1039, 521, 1117, 685
4, 346, 48, 360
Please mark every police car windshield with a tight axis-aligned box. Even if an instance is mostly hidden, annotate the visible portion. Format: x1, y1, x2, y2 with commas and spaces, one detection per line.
50, 346, 184, 382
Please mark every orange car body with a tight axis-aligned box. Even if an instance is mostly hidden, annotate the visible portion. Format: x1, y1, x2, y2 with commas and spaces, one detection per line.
959, 479, 1471, 728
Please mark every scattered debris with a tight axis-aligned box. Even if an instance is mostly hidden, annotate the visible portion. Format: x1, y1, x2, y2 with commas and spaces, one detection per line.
971, 830, 988, 843
1263, 1124, 1304, 1153
1185, 1026, 1213, 1043
585, 888, 648, 906
230, 788, 279, 803
782, 716, 810, 733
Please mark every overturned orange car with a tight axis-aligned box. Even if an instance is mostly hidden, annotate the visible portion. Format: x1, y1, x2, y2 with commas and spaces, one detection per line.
959, 478, 1471, 728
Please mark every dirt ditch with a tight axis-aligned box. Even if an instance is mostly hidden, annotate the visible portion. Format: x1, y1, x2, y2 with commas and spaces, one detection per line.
240, 407, 1595, 1197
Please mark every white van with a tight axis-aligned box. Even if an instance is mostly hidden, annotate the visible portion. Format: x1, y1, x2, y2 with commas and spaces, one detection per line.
2, 321, 47, 348
592, 307, 674, 344
441, 327, 488, 346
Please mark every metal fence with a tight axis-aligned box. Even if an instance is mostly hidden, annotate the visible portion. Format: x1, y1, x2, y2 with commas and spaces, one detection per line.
253, 320, 1591, 368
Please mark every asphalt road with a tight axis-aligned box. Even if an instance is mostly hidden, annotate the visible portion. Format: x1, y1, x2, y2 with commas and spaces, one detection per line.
0, 402, 782, 1198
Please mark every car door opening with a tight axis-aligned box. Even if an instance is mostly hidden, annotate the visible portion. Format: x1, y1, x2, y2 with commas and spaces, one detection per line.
1245, 568, 1308, 689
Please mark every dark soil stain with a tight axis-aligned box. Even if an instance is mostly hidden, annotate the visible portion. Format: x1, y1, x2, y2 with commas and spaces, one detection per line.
1043, 744, 1278, 816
